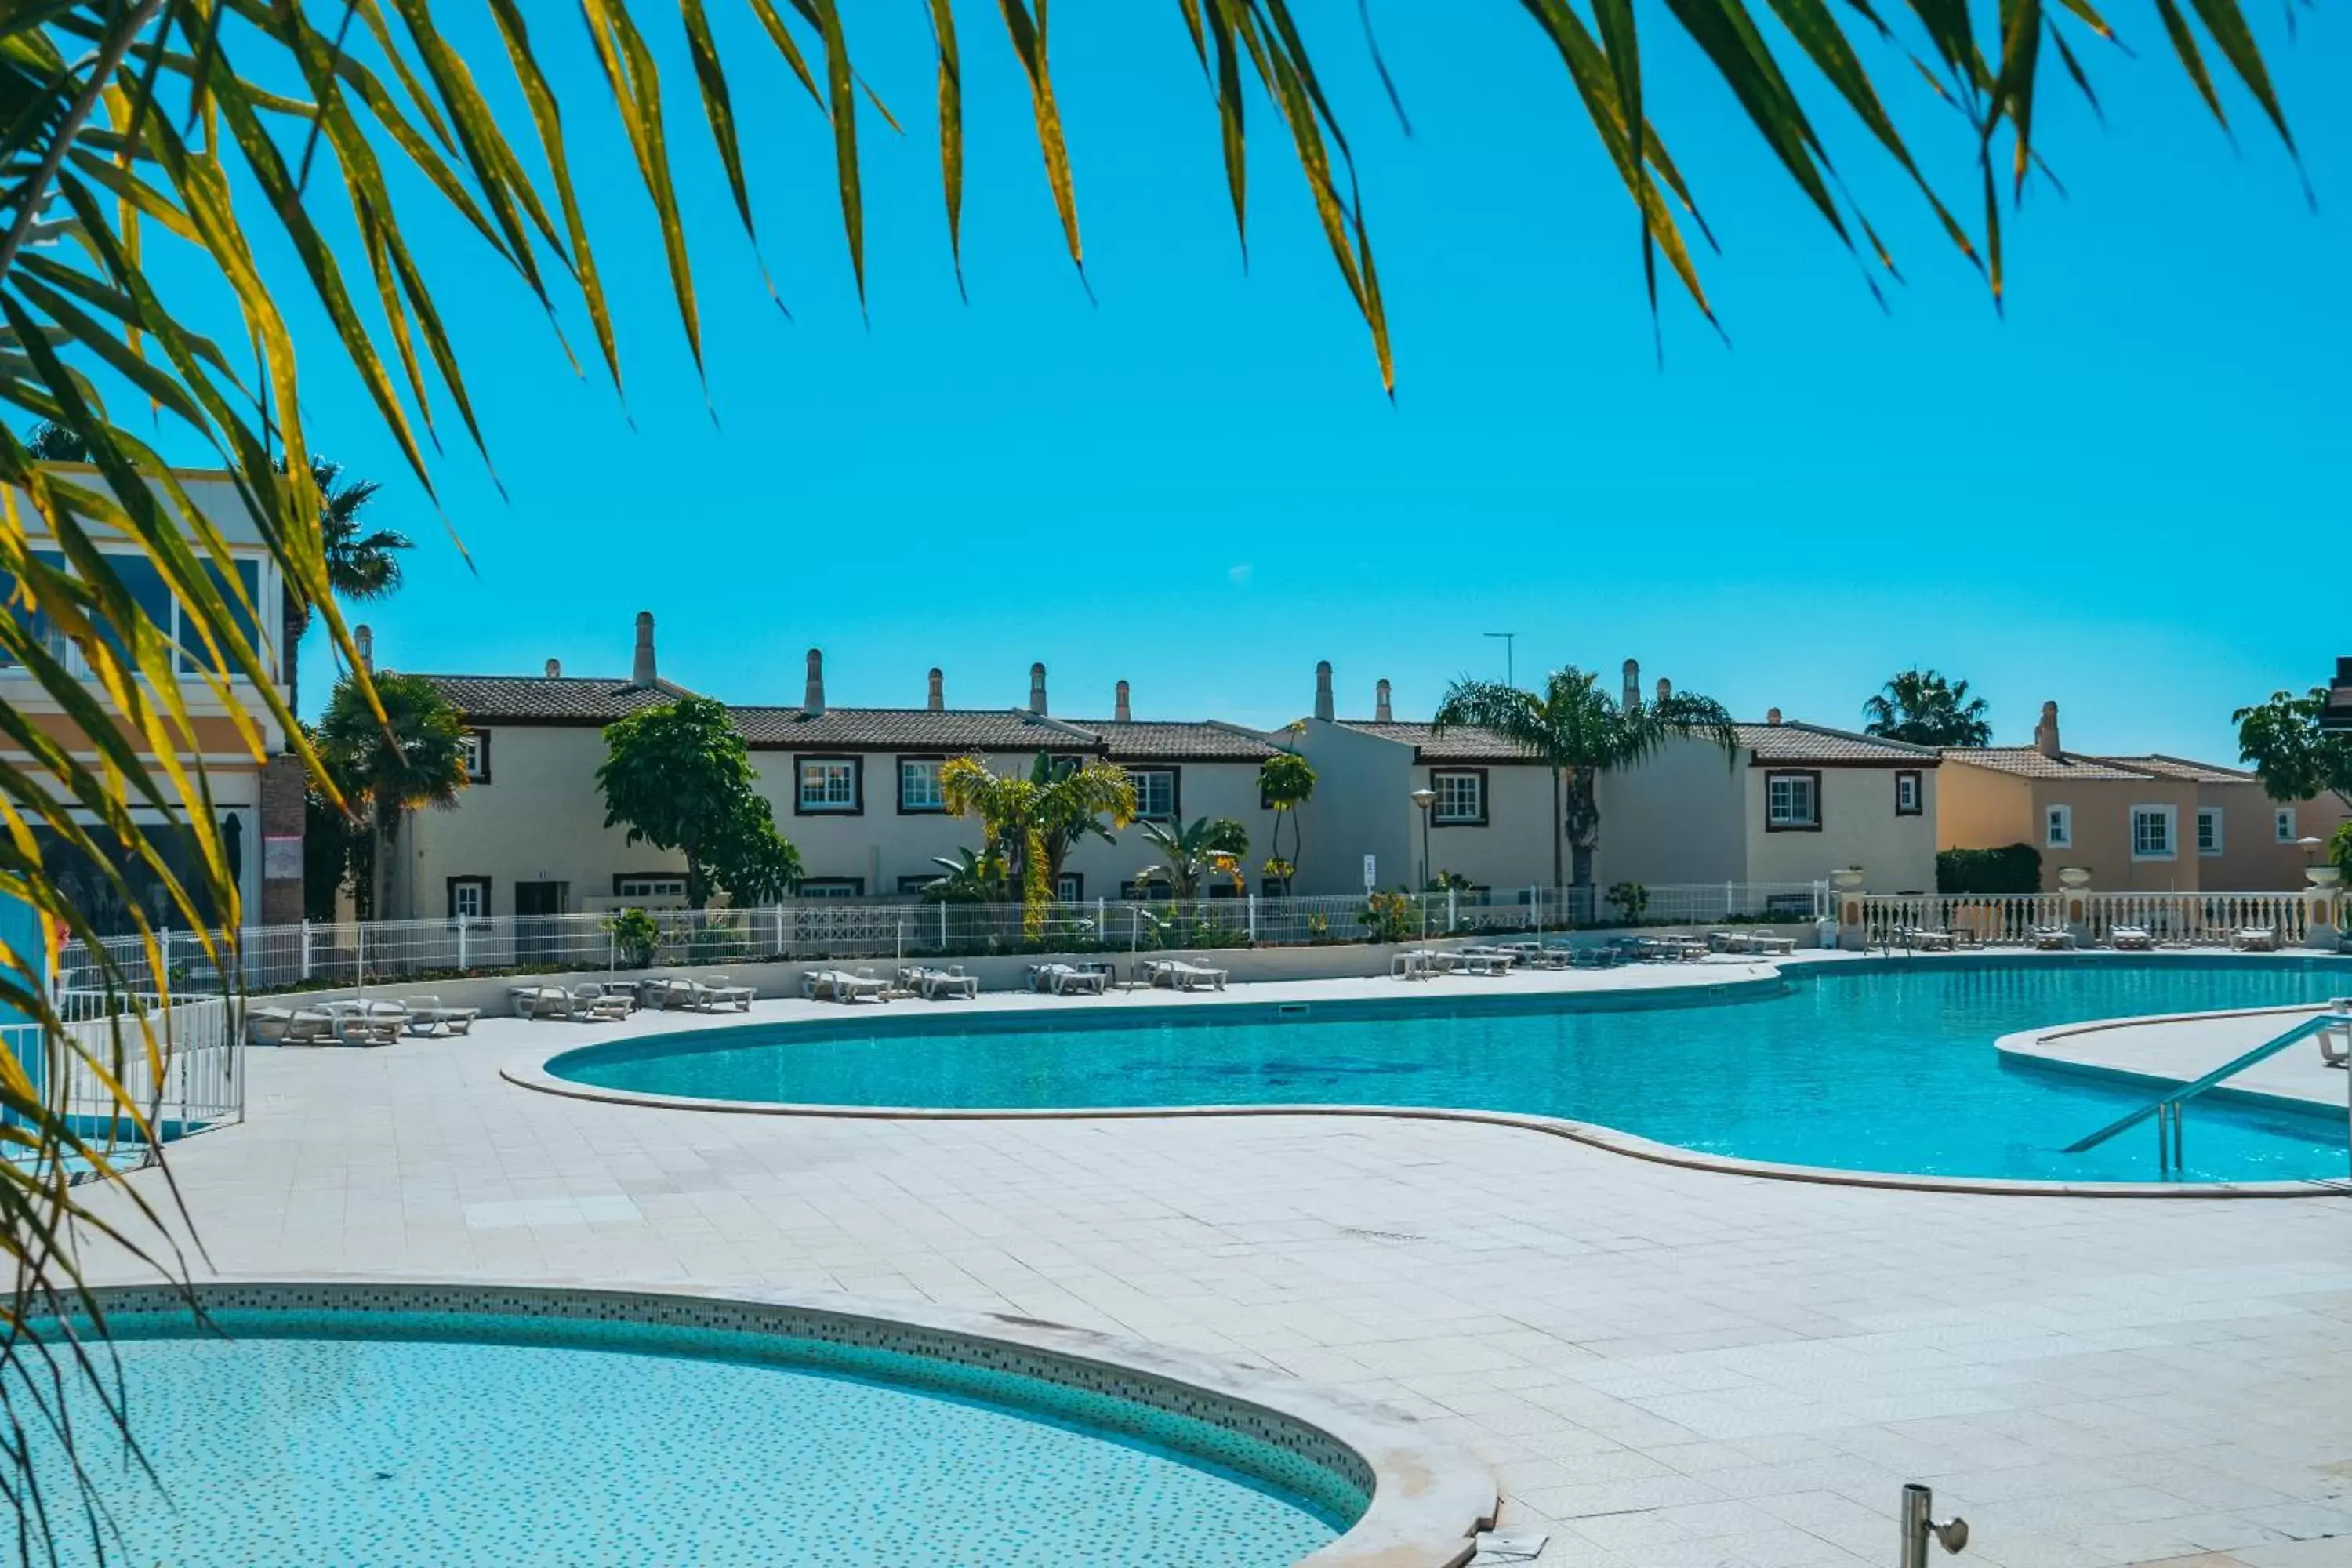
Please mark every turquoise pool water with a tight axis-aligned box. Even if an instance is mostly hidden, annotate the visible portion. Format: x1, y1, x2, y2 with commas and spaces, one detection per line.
555, 956, 2352, 1185
26, 1308, 1350, 1566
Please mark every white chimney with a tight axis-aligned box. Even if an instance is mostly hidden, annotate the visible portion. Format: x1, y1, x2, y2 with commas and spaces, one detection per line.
1622, 658, 1640, 709
630, 611, 656, 686
1375, 678, 1393, 723
355, 623, 373, 676
1114, 679, 1131, 723
927, 667, 944, 712
1314, 660, 1334, 723
804, 648, 826, 716
544, 658, 561, 678
2034, 699, 2061, 759
1029, 661, 1048, 716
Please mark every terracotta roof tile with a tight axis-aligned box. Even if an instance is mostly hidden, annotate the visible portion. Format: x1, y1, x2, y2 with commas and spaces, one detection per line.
1940, 747, 2157, 781
2093, 753, 2257, 785
422, 674, 685, 723
1338, 722, 1541, 762
1735, 723, 1938, 764
1074, 721, 1279, 760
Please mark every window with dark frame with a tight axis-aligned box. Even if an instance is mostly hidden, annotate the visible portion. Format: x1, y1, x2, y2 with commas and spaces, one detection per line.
1430, 769, 1486, 826
613, 874, 685, 901
459, 729, 490, 782
1894, 770, 1922, 815
797, 877, 864, 898
797, 757, 861, 813
1131, 769, 1178, 821
1056, 872, 1083, 902
448, 876, 489, 921
898, 757, 946, 812
1766, 771, 1820, 830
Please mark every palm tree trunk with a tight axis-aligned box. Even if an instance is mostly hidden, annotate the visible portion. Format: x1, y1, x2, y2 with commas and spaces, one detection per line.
1551, 768, 1563, 894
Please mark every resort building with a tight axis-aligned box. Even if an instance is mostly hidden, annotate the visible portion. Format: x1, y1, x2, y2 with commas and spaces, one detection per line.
394, 615, 1284, 920
3, 465, 303, 932
1934, 700, 2339, 891
1292, 659, 1943, 899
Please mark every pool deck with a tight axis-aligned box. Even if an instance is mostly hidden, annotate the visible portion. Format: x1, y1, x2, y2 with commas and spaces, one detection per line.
1999, 1004, 2352, 1115
72, 960, 2352, 1568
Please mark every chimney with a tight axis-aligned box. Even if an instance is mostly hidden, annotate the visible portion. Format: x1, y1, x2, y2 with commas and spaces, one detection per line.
1029, 661, 1048, 716
804, 648, 826, 716
1622, 657, 1640, 709
1375, 678, 1393, 723
544, 658, 561, 678
2034, 699, 2062, 759
1314, 660, 1334, 722
927, 667, 944, 712
354, 623, 373, 676
1766, 706, 1782, 726
1655, 677, 1672, 704
1114, 679, 1131, 723
631, 610, 657, 686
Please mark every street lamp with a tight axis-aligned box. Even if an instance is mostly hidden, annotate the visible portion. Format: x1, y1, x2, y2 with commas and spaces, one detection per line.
1483, 631, 1516, 688
1410, 787, 1438, 891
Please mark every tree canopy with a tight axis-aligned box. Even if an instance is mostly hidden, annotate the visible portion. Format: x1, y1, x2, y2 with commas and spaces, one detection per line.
1862, 669, 1993, 747
2234, 689, 2352, 811
316, 671, 471, 918
597, 697, 803, 907
942, 753, 1136, 935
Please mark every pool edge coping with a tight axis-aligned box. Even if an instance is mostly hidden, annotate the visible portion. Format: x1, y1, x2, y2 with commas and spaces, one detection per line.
78, 1275, 1499, 1568
500, 1046, 2352, 1201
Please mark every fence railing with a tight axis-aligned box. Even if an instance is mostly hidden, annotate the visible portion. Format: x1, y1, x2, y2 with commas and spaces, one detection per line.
2, 993, 241, 1168
1860, 891, 2318, 949
54, 882, 1831, 996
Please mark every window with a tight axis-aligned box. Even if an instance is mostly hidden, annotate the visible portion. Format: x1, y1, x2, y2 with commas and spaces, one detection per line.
2196, 808, 2223, 856
1429, 769, 1486, 826
1056, 873, 1083, 902
1895, 771, 1922, 815
2132, 805, 2176, 860
897, 874, 937, 896
898, 757, 945, 813
1131, 768, 1178, 821
447, 877, 488, 920
613, 874, 685, 901
798, 878, 863, 898
796, 757, 861, 814
2, 548, 265, 679
459, 729, 490, 782
1120, 877, 1173, 901
2045, 804, 2073, 848
2278, 808, 2298, 844
1766, 771, 1820, 830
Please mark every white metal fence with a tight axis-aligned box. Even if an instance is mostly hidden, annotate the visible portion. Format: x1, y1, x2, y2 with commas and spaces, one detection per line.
1860, 891, 2318, 949
54, 881, 1831, 995
1, 993, 241, 1168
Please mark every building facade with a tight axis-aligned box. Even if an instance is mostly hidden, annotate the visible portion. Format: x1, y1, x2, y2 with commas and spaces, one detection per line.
1935, 702, 2339, 892
4, 465, 303, 932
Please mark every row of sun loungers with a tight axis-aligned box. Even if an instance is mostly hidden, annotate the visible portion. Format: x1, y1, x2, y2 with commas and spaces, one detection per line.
249, 995, 480, 1046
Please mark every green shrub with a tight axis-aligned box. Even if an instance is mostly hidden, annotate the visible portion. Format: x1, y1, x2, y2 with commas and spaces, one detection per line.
1936, 843, 2042, 895
1606, 881, 1648, 923
602, 907, 661, 968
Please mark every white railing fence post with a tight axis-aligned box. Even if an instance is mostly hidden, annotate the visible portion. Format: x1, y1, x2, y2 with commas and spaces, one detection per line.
355, 920, 365, 996
1446, 884, 1457, 933
456, 913, 469, 973
299, 918, 314, 982
1247, 893, 1258, 944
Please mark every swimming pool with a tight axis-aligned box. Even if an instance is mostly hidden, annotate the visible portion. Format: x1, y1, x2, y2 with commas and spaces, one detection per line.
26, 1287, 1373, 1568
548, 956, 2352, 1186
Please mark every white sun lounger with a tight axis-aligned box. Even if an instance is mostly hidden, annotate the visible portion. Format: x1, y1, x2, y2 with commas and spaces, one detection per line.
1030, 964, 1106, 996
1392, 949, 1442, 980
803, 969, 889, 1004
2108, 925, 2155, 951
2230, 927, 2280, 953
401, 996, 480, 1036
1144, 959, 1228, 991
2031, 926, 2077, 950
898, 966, 978, 1000
568, 983, 633, 1022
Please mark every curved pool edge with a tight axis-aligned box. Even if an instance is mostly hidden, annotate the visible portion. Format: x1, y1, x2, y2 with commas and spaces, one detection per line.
79, 1276, 1497, 1568
502, 1053, 2352, 1200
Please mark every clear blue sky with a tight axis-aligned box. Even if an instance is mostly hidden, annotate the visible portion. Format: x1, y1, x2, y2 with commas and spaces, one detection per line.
175, 5, 2345, 757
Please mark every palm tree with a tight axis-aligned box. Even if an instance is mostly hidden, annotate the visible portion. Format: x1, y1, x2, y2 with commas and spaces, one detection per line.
1258, 748, 1316, 897
1436, 668, 1738, 891
1140, 816, 1250, 902
1863, 670, 1993, 747
940, 753, 1137, 936
276, 456, 411, 715
316, 671, 470, 920
920, 847, 1011, 905
21, 421, 87, 461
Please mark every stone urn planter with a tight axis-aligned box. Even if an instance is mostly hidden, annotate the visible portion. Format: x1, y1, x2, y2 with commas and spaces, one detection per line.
2056, 866, 2093, 891
1829, 868, 1866, 894
2306, 866, 2343, 889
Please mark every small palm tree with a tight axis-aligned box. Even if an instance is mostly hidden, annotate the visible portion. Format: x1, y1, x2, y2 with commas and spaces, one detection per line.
1436, 667, 1738, 891
317, 671, 470, 919
1257, 748, 1316, 896
920, 847, 1011, 905
1862, 669, 1992, 747
1140, 816, 1250, 902
940, 753, 1137, 936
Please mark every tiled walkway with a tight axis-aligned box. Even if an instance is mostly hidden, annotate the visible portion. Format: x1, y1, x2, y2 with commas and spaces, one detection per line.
78, 996, 2352, 1568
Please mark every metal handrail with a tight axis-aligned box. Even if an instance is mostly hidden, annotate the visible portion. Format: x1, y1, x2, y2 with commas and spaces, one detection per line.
2063, 1012, 2339, 1156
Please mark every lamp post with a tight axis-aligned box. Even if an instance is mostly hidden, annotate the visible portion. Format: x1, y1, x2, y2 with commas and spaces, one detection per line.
1410, 787, 1438, 893
1483, 631, 1516, 688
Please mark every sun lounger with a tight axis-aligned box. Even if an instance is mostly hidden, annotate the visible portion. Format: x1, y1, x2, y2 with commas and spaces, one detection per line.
802, 969, 889, 1004
1144, 958, 1229, 991
2031, 926, 2076, 950
1894, 927, 1956, 952
1392, 949, 1441, 980
2230, 927, 2280, 953
569, 983, 633, 1022
2320, 999, 2352, 1069
1748, 934, 1798, 956
1708, 931, 1755, 954
401, 997, 480, 1036
314, 998, 404, 1044
511, 985, 574, 1019
1029, 963, 1105, 996
2108, 925, 2155, 951
898, 966, 978, 1000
